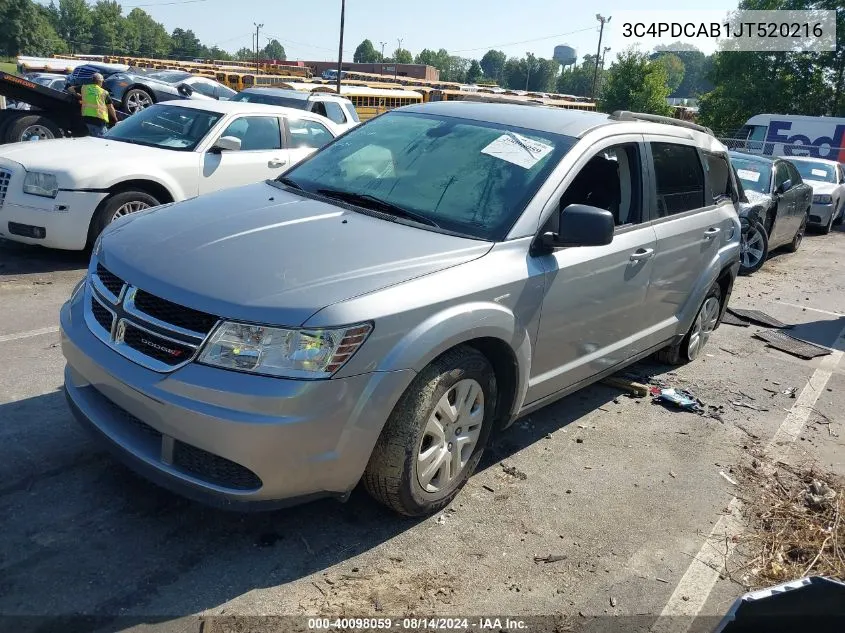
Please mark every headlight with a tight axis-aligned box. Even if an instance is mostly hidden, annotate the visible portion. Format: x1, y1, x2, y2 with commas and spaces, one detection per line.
23, 171, 58, 198
198, 321, 372, 378
813, 194, 833, 204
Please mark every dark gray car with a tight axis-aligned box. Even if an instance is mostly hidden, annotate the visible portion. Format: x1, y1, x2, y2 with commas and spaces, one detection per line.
61, 103, 741, 516
104, 70, 236, 114
729, 151, 813, 275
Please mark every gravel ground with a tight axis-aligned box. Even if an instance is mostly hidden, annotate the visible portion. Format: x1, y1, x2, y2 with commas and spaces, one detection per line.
1, 226, 843, 633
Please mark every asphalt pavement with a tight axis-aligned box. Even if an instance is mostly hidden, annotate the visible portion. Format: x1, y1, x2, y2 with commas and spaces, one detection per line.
1, 227, 843, 633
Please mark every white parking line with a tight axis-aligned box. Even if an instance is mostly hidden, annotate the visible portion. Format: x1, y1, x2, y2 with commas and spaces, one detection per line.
774, 301, 845, 318
650, 322, 845, 633
0, 325, 60, 343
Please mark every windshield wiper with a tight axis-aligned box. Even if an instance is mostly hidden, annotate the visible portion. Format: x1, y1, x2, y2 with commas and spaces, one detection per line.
315, 188, 440, 228
276, 176, 303, 191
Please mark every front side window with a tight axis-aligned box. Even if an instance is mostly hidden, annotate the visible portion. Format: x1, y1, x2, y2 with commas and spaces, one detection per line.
775, 162, 790, 189
785, 162, 802, 185
280, 111, 574, 240
185, 78, 217, 98
218, 116, 282, 151
651, 142, 706, 216
105, 104, 222, 151
287, 118, 334, 149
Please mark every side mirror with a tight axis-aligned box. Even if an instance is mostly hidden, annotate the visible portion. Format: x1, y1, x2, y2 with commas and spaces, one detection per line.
776, 179, 792, 194
211, 136, 241, 152
542, 204, 615, 249
177, 83, 193, 97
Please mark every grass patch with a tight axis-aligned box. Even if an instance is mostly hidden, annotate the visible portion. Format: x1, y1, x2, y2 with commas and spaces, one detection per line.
0, 61, 18, 75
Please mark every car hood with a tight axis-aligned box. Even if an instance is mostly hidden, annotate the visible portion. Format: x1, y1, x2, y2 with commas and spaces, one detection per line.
0, 137, 173, 185
804, 181, 837, 194
98, 183, 492, 326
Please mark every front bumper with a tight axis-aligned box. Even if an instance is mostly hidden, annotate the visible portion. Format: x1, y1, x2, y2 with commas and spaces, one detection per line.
60, 289, 414, 510
808, 201, 836, 226
0, 162, 107, 250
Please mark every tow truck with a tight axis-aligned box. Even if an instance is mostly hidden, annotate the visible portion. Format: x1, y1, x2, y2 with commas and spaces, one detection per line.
0, 70, 88, 143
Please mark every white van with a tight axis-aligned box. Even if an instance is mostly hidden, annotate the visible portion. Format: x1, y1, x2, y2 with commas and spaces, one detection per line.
733, 114, 845, 163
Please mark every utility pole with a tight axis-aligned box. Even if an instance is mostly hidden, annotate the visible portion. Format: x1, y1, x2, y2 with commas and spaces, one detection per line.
591, 14, 610, 99
254, 22, 263, 68
379, 41, 386, 75
336, 0, 345, 93
598, 46, 610, 93
395, 37, 403, 79
525, 52, 531, 91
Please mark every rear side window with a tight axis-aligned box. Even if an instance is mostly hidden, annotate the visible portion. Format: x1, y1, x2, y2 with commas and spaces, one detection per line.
651, 142, 706, 216
288, 118, 334, 149
704, 152, 733, 203
323, 102, 347, 124
345, 104, 360, 123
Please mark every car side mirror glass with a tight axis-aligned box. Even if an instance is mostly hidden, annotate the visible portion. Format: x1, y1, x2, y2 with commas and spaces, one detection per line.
777, 179, 792, 194
177, 83, 193, 97
542, 204, 614, 249
211, 136, 241, 152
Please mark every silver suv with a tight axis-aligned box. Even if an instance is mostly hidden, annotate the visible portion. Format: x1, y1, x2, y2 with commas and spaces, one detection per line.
60, 102, 741, 516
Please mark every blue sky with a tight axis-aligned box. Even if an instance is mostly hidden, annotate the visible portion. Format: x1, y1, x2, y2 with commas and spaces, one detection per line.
112, 0, 740, 61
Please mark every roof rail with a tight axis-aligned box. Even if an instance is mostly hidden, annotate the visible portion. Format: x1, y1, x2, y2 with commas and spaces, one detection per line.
608, 110, 714, 136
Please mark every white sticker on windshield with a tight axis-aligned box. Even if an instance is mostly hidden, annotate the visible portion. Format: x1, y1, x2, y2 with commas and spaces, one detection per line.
481, 133, 553, 169
811, 168, 827, 178
737, 169, 761, 183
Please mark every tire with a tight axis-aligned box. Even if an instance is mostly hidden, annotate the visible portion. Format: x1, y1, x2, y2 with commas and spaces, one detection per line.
656, 282, 722, 366
739, 220, 768, 275
363, 346, 498, 516
0, 110, 27, 141
123, 87, 155, 114
3, 114, 62, 143
89, 190, 160, 244
784, 208, 808, 252
834, 199, 844, 226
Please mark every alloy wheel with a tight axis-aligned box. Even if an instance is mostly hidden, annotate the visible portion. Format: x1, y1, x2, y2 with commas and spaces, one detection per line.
688, 297, 720, 360
111, 200, 151, 222
125, 90, 153, 113
416, 379, 484, 493
740, 225, 765, 271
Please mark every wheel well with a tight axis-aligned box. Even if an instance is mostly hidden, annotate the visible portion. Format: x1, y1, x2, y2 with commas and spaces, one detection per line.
107, 180, 174, 204
716, 265, 733, 309
463, 337, 519, 431
127, 84, 155, 99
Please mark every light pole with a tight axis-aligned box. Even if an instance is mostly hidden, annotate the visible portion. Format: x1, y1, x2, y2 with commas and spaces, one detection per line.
591, 14, 610, 99
395, 38, 403, 79
525, 52, 531, 91
253, 22, 263, 67
379, 41, 386, 75
335, 0, 345, 93
598, 46, 610, 93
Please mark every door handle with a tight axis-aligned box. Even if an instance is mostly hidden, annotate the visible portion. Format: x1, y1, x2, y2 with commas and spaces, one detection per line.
629, 248, 654, 261
268, 158, 286, 168
703, 227, 721, 239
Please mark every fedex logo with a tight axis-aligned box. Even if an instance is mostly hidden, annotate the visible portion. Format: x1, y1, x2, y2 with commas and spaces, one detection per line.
764, 121, 845, 162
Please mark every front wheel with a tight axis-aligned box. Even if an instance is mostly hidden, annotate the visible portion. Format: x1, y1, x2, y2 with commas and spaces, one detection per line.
363, 346, 497, 516
785, 209, 808, 252
656, 282, 722, 365
819, 207, 835, 235
123, 88, 154, 113
89, 190, 159, 245
739, 220, 768, 275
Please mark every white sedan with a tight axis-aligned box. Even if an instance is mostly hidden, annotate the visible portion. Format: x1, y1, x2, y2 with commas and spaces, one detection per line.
0, 100, 340, 250
787, 156, 845, 234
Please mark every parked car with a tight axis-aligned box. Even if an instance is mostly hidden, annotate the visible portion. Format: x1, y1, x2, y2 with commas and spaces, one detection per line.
229, 87, 360, 133
104, 70, 237, 114
61, 105, 741, 515
8, 73, 67, 110
65, 62, 130, 90
0, 100, 339, 250
729, 151, 812, 275
785, 156, 845, 233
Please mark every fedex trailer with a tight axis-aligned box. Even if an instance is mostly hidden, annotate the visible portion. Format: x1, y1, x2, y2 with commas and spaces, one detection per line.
734, 114, 845, 163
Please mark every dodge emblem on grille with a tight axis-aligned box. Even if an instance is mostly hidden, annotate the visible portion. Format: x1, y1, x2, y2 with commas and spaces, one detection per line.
141, 337, 184, 357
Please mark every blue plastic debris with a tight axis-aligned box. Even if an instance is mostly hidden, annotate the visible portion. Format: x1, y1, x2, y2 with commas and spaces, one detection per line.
651, 387, 703, 413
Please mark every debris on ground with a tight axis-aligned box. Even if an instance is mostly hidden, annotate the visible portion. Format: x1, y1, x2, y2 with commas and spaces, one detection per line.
731, 400, 769, 412
601, 376, 649, 397
727, 308, 792, 329
534, 554, 567, 564
609, 596, 617, 607
728, 459, 844, 588
436, 515, 447, 525
753, 330, 832, 360
782, 387, 798, 398
501, 463, 528, 480
482, 485, 495, 493
651, 387, 704, 413
707, 404, 726, 422
722, 311, 751, 327
720, 470, 739, 485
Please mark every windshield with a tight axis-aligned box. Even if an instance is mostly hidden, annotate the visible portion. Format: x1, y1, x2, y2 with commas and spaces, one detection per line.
105, 104, 222, 151
280, 111, 574, 240
230, 91, 307, 108
148, 70, 192, 84
731, 157, 772, 194
791, 160, 836, 183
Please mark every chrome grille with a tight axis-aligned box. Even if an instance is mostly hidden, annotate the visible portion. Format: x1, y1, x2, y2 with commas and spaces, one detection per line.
0, 169, 11, 208
84, 262, 220, 372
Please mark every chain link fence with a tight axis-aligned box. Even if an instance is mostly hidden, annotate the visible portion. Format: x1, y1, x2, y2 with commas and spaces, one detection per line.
715, 137, 845, 163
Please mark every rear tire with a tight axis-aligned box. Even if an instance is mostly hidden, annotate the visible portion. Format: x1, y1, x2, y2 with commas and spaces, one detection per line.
656, 282, 722, 365
4, 114, 61, 143
739, 220, 768, 275
785, 209, 808, 252
363, 346, 497, 516
89, 190, 160, 245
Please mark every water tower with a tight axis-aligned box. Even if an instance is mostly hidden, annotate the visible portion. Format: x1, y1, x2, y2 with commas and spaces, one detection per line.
553, 45, 577, 71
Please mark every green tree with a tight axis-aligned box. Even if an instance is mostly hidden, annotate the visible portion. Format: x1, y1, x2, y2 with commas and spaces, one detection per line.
414, 48, 437, 66
480, 49, 506, 82
392, 47, 413, 64
207, 46, 231, 61
600, 49, 672, 115
57, 0, 92, 52
0, 0, 38, 56
33, 4, 68, 55
262, 39, 285, 61
653, 43, 712, 97
353, 39, 379, 63
125, 8, 170, 57
90, 0, 123, 54
503, 54, 557, 92
234, 46, 253, 61
466, 59, 483, 83
653, 53, 685, 94
170, 27, 204, 59
557, 54, 599, 96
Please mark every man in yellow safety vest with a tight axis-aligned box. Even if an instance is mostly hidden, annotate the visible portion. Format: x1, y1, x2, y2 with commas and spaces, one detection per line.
72, 73, 118, 138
